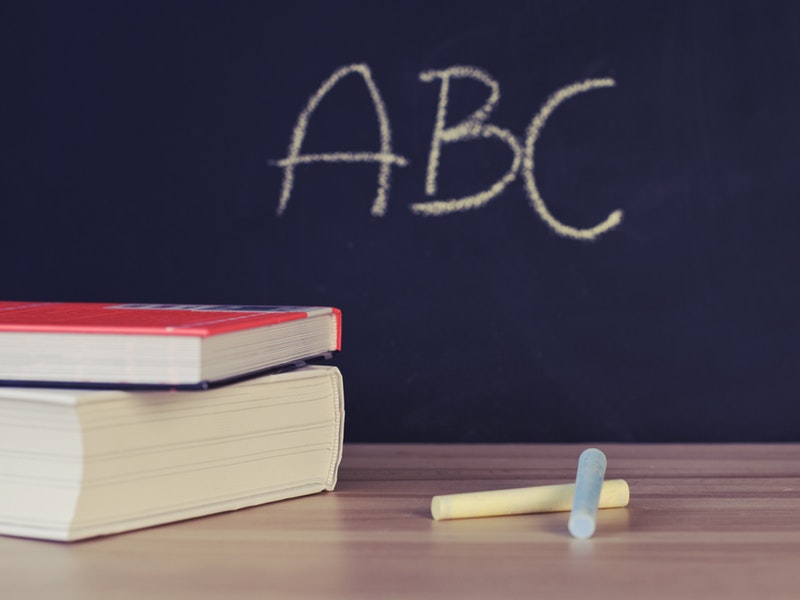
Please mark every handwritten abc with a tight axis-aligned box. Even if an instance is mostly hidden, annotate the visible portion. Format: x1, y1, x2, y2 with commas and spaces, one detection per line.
273, 64, 622, 241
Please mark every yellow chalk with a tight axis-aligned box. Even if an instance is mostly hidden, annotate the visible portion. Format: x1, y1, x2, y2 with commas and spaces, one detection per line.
431, 479, 629, 521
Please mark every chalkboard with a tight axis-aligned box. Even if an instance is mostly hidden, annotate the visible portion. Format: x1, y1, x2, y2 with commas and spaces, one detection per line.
3, 1, 800, 442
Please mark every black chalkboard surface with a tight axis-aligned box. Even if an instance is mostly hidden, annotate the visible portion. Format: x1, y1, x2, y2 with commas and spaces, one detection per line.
2, 1, 799, 441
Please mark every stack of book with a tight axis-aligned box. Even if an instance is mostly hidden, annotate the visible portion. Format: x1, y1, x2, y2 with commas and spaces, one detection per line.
0, 302, 344, 541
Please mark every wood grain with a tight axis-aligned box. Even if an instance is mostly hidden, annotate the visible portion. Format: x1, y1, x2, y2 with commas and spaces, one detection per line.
1, 444, 799, 599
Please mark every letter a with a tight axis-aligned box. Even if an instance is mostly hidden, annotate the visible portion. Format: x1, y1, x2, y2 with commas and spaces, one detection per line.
412, 66, 522, 216
274, 64, 408, 217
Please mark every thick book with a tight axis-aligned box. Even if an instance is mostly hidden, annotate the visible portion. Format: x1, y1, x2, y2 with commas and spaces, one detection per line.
0, 302, 341, 388
0, 365, 344, 541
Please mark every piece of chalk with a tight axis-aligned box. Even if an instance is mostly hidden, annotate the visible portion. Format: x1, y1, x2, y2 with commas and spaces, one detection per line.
430, 478, 628, 521
568, 448, 608, 539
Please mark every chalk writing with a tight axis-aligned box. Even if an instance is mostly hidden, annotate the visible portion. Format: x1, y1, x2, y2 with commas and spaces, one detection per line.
414, 66, 522, 215
523, 79, 623, 240
273, 64, 623, 240
273, 64, 408, 217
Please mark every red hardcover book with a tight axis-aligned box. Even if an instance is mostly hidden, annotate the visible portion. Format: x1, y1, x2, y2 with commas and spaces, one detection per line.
0, 302, 341, 388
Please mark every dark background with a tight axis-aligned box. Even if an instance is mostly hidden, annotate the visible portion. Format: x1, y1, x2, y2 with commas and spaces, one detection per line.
2, 1, 799, 442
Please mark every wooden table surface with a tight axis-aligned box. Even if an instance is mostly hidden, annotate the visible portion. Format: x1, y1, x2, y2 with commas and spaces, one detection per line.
1, 444, 799, 599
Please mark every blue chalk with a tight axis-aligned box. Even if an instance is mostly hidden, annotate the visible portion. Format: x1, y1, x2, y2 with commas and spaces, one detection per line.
568, 448, 607, 539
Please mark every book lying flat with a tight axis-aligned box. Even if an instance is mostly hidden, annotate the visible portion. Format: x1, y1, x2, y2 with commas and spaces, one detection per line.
0, 365, 344, 542
0, 302, 341, 388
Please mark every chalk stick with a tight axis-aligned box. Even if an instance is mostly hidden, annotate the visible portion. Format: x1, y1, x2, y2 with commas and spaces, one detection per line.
430, 478, 629, 521
568, 448, 608, 539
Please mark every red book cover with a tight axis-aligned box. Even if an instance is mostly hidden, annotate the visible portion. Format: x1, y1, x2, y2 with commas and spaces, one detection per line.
0, 302, 342, 347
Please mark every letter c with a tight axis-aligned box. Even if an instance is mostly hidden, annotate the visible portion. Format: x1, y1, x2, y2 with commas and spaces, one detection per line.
523, 79, 623, 241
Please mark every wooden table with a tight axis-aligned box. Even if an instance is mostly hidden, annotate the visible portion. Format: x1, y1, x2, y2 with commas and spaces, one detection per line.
1, 444, 799, 599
